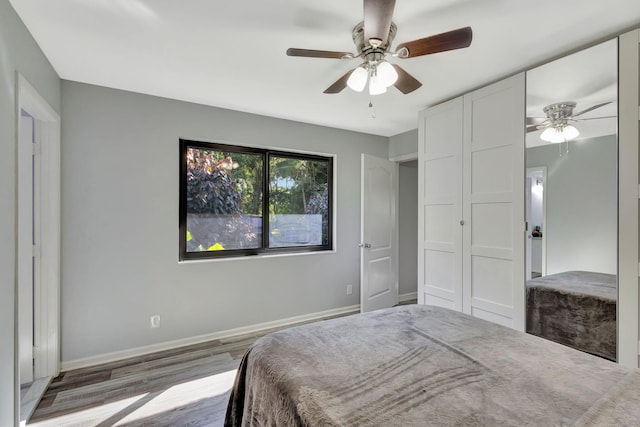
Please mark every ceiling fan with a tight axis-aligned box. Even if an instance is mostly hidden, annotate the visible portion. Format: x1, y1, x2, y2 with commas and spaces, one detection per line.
286, 0, 472, 95
526, 101, 614, 143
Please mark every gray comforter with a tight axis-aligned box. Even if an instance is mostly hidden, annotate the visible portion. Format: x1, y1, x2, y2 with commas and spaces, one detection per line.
225, 305, 640, 426
526, 271, 616, 360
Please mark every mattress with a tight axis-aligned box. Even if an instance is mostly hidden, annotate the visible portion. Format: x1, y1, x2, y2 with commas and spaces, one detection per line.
526, 270, 616, 360
225, 305, 638, 426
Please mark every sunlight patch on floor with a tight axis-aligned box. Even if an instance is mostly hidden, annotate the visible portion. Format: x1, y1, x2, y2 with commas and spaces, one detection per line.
28, 369, 237, 427
113, 369, 237, 425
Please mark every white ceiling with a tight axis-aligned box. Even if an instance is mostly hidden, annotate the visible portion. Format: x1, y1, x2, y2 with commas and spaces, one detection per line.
10, 0, 640, 137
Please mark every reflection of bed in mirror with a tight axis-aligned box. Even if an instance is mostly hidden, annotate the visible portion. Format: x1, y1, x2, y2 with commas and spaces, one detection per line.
526, 271, 616, 360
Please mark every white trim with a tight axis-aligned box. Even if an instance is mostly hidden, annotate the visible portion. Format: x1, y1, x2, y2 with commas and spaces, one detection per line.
17, 75, 58, 121
417, 110, 426, 306
61, 304, 360, 372
179, 246, 338, 264
17, 111, 34, 385
526, 166, 547, 277
618, 29, 639, 368
399, 292, 417, 302
19, 376, 51, 426
389, 152, 418, 163
16, 73, 61, 379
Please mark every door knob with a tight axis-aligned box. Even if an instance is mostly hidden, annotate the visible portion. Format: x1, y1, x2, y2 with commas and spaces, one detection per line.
359, 243, 372, 248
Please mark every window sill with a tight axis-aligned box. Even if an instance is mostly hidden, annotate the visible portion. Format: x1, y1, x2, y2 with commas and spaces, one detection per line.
178, 248, 338, 264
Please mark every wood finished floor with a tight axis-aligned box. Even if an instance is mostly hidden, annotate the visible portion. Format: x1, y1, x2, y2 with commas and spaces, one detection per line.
29, 335, 251, 426
28, 301, 416, 427
27, 312, 352, 426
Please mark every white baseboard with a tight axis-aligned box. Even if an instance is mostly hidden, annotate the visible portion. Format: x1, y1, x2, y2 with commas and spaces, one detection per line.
399, 292, 418, 302
61, 304, 360, 372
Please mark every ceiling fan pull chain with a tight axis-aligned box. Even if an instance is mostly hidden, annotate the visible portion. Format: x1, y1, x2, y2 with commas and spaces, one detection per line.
369, 99, 376, 118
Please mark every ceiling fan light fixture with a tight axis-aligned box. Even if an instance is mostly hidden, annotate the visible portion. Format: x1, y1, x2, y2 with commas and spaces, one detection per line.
540, 127, 564, 143
563, 125, 580, 140
376, 61, 398, 87
540, 125, 580, 143
347, 66, 368, 92
368, 74, 387, 95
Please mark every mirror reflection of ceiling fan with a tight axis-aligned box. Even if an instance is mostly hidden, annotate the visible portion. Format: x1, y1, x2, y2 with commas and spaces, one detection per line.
286, 0, 472, 95
526, 101, 614, 143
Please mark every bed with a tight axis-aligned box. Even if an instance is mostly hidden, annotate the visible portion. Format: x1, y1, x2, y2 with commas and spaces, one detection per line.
526, 270, 616, 361
225, 305, 640, 426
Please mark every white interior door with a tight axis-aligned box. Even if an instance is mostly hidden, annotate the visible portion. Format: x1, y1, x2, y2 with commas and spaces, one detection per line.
462, 73, 526, 331
18, 111, 35, 385
418, 97, 464, 310
360, 154, 398, 312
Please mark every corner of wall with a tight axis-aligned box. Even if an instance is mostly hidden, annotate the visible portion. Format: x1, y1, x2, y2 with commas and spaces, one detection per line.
389, 128, 418, 160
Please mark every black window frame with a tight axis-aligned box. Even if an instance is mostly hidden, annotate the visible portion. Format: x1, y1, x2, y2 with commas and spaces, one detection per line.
179, 139, 334, 260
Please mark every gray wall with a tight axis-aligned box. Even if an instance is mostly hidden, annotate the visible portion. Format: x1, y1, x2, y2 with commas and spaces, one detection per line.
526, 135, 617, 275
398, 162, 418, 297
61, 81, 388, 363
0, 1, 60, 424
389, 129, 418, 159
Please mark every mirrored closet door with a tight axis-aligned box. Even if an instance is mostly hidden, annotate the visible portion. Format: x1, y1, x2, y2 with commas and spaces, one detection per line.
524, 39, 618, 361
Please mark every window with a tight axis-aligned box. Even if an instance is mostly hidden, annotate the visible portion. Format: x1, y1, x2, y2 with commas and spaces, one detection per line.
179, 139, 333, 260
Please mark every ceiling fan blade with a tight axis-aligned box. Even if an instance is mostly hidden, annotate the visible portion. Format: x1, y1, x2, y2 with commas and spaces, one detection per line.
364, 0, 396, 47
396, 27, 472, 58
574, 115, 616, 121
526, 117, 546, 126
286, 48, 353, 59
392, 64, 422, 94
323, 69, 354, 94
572, 101, 612, 117
526, 125, 542, 133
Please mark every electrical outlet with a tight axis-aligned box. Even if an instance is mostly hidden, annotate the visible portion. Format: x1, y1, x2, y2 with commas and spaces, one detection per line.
150, 315, 161, 328
346, 284, 353, 295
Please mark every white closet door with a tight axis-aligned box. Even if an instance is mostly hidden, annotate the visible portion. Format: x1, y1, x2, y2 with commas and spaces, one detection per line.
418, 97, 463, 310
462, 73, 525, 331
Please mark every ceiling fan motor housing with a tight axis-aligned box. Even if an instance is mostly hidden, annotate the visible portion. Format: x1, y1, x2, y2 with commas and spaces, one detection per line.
352, 21, 397, 57
543, 101, 576, 127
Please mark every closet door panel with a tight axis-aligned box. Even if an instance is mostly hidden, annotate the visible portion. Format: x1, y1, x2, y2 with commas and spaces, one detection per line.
425, 157, 457, 201
470, 146, 513, 193
471, 204, 513, 249
423, 249, 456, 308
463, 73, 525, 331
425, 205, 455, 243
470, 257, 514, 326
418, 97, 463, 310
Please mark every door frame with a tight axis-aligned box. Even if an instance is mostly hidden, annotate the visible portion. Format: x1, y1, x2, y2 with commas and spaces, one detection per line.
17, 111, 36, 385
618, 29, 639, 368
526, 166, 547, 277
390, 152, 418, 303
16, 73, 61, 380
